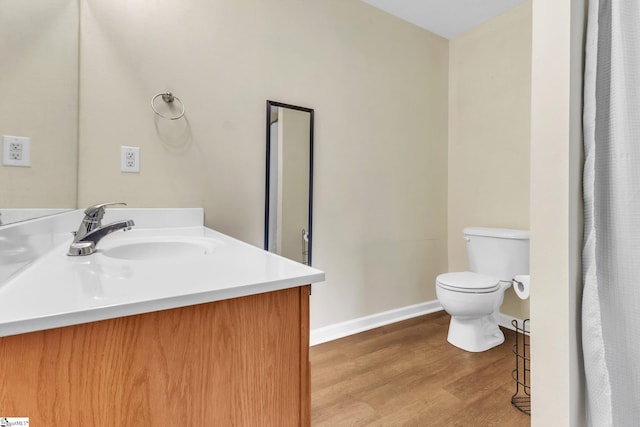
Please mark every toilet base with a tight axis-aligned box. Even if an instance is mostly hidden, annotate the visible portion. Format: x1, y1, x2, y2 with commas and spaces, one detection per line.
446, 314, 505, 352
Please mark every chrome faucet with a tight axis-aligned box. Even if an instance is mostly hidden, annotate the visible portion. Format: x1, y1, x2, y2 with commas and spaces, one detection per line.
68, 202, 135, 256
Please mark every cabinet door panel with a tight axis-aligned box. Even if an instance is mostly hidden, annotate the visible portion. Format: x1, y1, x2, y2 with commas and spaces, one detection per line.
0, 287, 309, 426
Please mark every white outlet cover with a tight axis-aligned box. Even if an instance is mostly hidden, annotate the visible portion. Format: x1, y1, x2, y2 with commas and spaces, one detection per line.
2, 135, 31, 167
120, 146, 140, 173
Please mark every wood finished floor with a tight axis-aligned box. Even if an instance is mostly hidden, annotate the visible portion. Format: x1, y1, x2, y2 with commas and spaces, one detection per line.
310, 311, 530, 427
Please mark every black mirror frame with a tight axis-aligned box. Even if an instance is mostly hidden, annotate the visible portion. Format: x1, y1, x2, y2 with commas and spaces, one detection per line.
264, 100, 315, 265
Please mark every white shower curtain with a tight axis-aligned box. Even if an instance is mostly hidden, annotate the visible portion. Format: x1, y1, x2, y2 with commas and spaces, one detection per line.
583, 0, 640, 425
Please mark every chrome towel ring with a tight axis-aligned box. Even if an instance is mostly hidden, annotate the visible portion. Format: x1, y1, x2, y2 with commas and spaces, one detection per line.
151, 91, 185, 120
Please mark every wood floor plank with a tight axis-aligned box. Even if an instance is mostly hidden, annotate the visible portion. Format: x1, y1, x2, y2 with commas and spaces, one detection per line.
310, 311, 530, 426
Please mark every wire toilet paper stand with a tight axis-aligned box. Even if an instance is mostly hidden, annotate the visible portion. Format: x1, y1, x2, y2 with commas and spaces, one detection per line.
511, 318, 530, 415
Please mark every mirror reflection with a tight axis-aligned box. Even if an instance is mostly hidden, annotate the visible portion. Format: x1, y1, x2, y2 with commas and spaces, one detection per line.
0, 0, 79, 226
264, 101, 314, 265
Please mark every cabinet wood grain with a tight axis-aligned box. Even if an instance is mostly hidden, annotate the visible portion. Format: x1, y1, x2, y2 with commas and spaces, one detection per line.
0, 286, 311, 426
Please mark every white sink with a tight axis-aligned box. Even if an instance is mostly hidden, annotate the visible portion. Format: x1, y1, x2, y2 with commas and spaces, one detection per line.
102, 237, 221, 261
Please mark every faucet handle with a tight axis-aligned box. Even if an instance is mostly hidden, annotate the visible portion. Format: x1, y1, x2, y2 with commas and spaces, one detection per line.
83, 203, 127, 230
84, 202, 127, 218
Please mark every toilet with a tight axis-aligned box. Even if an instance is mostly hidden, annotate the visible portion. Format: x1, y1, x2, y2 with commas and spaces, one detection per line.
436, 227, 529, 352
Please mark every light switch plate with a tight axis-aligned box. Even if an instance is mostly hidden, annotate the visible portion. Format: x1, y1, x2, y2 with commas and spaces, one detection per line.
2, 135, 31, 167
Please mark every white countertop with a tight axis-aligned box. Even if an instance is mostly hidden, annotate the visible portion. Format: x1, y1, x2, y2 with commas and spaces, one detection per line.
0, 225, 325, 337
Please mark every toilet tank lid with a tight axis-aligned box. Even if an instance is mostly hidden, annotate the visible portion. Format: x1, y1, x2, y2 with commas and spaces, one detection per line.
463, 227, 529, 240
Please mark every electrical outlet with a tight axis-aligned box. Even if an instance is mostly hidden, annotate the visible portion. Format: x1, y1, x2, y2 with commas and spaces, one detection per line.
2, 135, 31, 167
121, 146, 140, 173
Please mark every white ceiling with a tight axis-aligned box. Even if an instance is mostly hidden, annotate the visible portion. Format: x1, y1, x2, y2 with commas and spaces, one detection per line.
361, 0, 528, 39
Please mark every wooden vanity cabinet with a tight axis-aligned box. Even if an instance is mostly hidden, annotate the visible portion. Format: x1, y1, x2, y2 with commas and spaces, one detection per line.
0, 285, 311, 426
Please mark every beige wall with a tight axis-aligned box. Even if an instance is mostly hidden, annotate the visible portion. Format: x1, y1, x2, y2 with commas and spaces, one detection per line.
0, 0, 78, 210
530, 0, 586, 425
448, 2, 532, 319
78, 0, 450, 329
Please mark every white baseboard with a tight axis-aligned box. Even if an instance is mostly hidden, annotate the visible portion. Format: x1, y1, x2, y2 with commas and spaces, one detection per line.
310, 300, 443, 346
497, 312, 529, 334
310, 302, 529, 346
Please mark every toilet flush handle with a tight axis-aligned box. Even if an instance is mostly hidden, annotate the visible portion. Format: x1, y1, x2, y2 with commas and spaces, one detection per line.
463, 236, 471, 242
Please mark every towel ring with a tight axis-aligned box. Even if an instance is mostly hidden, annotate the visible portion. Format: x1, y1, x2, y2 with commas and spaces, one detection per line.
151, 91, 185, 120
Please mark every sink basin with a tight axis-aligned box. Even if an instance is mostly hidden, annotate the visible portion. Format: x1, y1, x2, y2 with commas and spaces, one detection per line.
102, 237, 220, 261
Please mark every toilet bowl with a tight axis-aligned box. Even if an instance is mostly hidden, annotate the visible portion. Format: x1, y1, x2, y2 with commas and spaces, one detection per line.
436, 227, 529, 352
436, 272, 510, 352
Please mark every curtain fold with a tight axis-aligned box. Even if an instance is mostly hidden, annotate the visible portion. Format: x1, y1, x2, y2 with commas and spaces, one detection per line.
583, 0, 640, 425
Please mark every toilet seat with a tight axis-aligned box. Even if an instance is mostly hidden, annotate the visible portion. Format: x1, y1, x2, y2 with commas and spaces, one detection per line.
436, 271, 501, 293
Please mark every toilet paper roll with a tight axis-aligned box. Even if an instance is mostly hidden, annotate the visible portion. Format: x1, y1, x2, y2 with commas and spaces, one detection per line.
513, 275, 530, 300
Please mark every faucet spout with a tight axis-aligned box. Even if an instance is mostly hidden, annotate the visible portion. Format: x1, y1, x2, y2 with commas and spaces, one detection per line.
80, 219, 135, 244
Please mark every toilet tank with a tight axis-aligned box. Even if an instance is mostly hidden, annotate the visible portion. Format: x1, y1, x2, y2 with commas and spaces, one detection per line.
464, 227, 529, 281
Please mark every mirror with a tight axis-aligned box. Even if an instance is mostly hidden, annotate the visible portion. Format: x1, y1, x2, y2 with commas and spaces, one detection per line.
0, 0, 79, 226
264, 101, 314, 265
